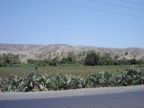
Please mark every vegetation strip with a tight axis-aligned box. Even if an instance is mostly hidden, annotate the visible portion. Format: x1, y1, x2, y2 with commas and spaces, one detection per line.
0, 50, 144, 67
0, 66, 144, 92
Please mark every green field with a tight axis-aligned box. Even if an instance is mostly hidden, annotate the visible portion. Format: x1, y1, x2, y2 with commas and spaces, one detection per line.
0, 65, 144, 78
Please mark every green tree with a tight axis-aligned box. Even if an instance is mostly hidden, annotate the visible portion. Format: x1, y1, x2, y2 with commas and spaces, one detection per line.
61, 53, 77, 64
84, 51, 100, 66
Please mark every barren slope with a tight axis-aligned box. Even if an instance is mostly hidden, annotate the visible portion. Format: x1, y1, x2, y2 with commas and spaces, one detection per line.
0, 43, 144, 61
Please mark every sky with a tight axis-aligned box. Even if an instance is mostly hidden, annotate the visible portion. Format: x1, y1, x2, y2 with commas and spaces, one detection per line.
0, 0, 144, 48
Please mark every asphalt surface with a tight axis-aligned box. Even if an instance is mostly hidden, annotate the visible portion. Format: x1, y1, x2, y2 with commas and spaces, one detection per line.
0, 85, 144, 108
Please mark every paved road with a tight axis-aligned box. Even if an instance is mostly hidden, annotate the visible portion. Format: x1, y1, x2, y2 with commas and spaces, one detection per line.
0, 85, 144, 108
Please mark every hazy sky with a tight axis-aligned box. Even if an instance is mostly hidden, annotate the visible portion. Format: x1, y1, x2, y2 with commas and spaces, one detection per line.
0, 0, 144, 48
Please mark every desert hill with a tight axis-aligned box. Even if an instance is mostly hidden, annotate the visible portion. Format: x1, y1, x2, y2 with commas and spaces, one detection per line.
0, 43, 144, 62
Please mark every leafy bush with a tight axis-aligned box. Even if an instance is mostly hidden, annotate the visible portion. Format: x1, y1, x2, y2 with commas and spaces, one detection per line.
0, 66, 144, 92
84, 51, 100, 66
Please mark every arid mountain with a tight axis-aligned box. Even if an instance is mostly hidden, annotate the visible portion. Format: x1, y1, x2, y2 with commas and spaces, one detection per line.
0, 43, 144, 62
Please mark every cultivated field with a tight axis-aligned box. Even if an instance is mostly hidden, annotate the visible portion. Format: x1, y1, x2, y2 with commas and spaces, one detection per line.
0, 65, 144, 78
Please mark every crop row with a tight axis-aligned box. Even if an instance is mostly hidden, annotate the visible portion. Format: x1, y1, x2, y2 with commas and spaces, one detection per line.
0, 66, 144, 92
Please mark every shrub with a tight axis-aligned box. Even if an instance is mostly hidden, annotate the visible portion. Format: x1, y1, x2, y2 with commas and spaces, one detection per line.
0, 66, 144, 92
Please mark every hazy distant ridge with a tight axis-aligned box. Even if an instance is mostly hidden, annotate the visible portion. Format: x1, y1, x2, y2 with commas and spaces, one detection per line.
0, 43, 144, 61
